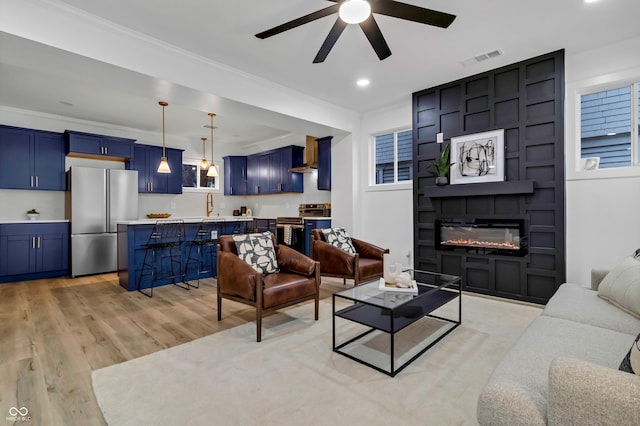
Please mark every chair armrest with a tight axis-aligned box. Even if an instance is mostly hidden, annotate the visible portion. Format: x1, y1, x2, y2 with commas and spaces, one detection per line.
591, 269, 610, 290
351, 237, 388, 260
548, 357, 640, 426
276, 245, 317, 276
217, 250, 259, 301
312, 240, 356, 276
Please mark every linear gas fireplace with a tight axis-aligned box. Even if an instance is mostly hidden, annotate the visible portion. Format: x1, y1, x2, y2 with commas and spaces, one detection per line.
436, 218, 527, 256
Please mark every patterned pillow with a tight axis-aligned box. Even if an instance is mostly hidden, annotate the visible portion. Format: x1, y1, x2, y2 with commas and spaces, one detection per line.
232, 232, 279, 274
619, 332, 640, 375
322, 227, 356, 254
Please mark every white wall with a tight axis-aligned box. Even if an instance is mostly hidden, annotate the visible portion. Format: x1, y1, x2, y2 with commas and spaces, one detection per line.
564, 36, 640, 284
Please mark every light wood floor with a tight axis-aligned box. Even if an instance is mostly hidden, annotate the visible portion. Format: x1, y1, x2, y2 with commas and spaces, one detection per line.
0, 274, 344, 425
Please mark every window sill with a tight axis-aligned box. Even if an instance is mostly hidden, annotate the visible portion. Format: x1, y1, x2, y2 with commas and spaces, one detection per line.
182, 187, 222, 193
365, 182, 413, 192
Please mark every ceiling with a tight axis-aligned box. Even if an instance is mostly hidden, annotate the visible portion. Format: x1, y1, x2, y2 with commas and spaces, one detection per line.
2, 0, 640, 152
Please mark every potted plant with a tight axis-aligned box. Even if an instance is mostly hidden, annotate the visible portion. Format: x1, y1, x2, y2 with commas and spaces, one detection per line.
26, 209, 40, 220
428, 143, 454, 185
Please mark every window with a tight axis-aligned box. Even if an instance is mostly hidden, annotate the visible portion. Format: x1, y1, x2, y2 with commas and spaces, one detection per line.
580, 82, 640, 169
182, 163, 218, 190
374, 129, 413, 184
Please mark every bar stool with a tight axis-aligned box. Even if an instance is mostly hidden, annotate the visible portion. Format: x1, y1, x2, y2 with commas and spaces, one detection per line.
183, 219, 220, 288
137, 219, 187, 297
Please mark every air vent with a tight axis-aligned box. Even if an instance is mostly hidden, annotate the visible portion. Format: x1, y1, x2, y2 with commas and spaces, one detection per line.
461, 49, 503, 67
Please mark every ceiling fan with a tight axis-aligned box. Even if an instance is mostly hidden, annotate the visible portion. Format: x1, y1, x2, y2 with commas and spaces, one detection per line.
255, 0, 456, 63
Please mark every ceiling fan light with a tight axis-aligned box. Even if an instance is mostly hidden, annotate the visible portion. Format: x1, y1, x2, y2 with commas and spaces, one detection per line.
339, 0, 371, 24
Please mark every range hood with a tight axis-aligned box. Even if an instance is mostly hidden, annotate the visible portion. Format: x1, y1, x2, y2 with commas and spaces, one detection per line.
289, 136, 318, 173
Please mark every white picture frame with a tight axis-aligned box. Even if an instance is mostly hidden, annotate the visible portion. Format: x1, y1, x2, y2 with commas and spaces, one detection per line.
450, 129, 505, 185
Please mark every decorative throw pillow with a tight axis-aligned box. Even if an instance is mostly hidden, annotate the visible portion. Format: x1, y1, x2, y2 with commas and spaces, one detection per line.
232, 232, 279, 274
322, 227, 356, 254
597, 253, 640, 319
619, 332, 640, 375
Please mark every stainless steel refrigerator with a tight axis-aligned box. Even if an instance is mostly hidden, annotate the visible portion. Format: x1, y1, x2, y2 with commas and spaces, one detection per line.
66, 166, 138, 277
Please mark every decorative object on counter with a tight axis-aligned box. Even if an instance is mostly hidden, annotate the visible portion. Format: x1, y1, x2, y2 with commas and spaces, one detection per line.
206, 113, 219, 177
450, 129, 505, 185
147, 213, 171, 219
428, 141, 453, 186
245, 208, 252, 217
26, 209, 40, 220
199, 137, 209, 170
157, 101, 171, 174
232, 210, 240, 216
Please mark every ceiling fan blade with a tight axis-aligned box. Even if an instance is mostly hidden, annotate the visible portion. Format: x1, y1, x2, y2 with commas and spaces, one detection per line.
255, 4, 340, 39
371, 1, 456, 28
313, 18, 348, 63
359, 15, 392, 61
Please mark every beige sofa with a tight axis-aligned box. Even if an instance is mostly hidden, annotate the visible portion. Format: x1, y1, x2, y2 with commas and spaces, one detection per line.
477, 270, 640, 425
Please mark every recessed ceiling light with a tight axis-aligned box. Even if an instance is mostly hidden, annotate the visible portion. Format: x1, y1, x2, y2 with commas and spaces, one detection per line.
356, 79, 370, 87
59, 101, 73, 106
584, 0, 599, 3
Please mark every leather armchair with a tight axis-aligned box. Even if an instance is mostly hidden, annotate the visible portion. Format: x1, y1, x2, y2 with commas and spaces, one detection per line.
217, 232, 320, 342
311, 229, 389, 286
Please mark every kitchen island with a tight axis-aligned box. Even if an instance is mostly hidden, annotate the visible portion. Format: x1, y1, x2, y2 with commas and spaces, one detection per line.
116, 217, 253, 291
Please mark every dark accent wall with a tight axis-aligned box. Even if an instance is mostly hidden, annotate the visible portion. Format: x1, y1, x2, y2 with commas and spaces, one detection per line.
412, 50, 565, 304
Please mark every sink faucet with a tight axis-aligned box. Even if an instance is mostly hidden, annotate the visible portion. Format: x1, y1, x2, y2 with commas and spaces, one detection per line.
206, 192, 214, 217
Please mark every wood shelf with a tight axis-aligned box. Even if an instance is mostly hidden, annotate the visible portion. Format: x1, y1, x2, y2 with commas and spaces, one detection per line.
424, 180, 535, 198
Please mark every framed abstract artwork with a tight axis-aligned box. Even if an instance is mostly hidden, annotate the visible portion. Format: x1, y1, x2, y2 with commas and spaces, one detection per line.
450, 129, 505, 185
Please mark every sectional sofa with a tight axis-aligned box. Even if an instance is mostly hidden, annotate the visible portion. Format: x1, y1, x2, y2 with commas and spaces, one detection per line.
477, 260, 640, 425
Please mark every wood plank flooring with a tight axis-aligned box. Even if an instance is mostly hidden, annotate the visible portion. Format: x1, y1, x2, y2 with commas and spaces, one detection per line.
0, 274, 344, 426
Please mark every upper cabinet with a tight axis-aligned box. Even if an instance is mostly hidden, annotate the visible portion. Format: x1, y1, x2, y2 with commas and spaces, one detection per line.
223, 156, 247, 196
65, 130, 135, 160
317, 136, 332, 191
245, 145, 304, 195
0, 125, 66, 191
126, 144, 183, 194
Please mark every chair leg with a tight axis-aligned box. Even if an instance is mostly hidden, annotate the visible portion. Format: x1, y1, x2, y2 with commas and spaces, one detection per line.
315, 294, 319, 321
256, 308, 262, 342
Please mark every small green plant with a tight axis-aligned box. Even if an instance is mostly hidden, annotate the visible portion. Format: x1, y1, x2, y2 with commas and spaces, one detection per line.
27, 209, 39, 214
428, 143, 454, 178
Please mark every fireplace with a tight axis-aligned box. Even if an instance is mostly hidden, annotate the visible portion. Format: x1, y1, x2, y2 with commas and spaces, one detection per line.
436, 218, 527, 256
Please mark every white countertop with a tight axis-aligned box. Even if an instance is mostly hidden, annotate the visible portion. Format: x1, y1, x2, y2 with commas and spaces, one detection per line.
117, 216, 254, 225
302, 217, 332, 221
0, 219, 70, 224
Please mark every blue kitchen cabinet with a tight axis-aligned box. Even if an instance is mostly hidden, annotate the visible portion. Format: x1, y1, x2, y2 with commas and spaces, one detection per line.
304, 218, 331, 257
222, 156, 247, 195
245, 145, 304, 195
0, 222, 69, 283
0, 125, 66, 191
127, 144, 183, 194
317, 136, 332, 191
65, 130, 135, 160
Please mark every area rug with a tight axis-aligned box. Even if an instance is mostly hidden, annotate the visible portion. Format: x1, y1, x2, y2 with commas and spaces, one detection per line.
92, 294, 541, 425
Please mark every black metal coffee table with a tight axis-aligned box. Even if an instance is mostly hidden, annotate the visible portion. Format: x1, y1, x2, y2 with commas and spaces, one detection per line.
332, 269, 461, 376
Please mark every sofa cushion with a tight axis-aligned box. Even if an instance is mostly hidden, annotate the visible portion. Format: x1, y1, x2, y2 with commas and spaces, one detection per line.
542, 283, 640, 335
598, 255, 640, 319
619, 332, 640, 375
477, 315, 634, 426
321, 227, 356, 254
233, 232, 279, 274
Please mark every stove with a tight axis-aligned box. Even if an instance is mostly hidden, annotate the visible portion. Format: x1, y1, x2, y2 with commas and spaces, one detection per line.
275, 203, 331, 253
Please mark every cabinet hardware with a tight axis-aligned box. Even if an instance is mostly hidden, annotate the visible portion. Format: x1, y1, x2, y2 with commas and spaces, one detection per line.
32, 236, 36, 249
31, 176, 34, 188
35, 176, 39, 187
37, 236, 41, 249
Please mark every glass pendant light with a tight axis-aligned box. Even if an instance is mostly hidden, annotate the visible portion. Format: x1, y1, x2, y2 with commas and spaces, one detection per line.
207, 112, 218, 177
157, 101, 171, 173
199, 137, 209, 170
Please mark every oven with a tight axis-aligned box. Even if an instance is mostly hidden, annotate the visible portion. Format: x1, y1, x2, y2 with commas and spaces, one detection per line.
276, 204, 331, 254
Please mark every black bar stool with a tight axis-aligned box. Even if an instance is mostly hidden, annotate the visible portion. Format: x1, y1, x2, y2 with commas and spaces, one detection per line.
183, 219, 220, 288
137, 219, 187, 297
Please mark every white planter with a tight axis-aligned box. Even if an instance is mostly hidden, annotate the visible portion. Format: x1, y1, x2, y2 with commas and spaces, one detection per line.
27, 213, 40, 220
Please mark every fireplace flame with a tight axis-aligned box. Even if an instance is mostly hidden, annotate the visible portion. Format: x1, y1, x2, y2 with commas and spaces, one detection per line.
441, 239, 519, 250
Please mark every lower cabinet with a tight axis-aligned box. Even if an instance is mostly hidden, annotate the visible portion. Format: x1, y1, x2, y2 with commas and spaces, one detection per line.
0, 222, 69, 283
304, 219, 331, 257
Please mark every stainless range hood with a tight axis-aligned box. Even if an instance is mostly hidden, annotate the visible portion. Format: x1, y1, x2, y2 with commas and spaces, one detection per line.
289, 136, 318, 173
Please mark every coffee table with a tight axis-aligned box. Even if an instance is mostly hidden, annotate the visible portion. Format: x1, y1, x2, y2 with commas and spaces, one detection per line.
332, 269, 461, 376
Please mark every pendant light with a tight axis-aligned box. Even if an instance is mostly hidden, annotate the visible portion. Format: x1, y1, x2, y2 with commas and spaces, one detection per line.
157, 101, 171, 173
206, 113, 218, 177
199, 137, 209, 170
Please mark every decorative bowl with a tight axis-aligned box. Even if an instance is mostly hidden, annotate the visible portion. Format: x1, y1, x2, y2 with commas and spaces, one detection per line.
146, 213, 171, 219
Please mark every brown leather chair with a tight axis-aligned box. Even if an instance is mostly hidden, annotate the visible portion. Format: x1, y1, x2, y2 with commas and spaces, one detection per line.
217, 232, 320, 342
311, 229, 389, 286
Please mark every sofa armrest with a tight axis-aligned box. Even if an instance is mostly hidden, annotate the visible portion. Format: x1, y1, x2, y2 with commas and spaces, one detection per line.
312, 239, 356, 276
276, 244, 317, 276
591, 269, 610, 290
351, 237, 388, 260
217, 250, 259, 301
548, 357, 640, 426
